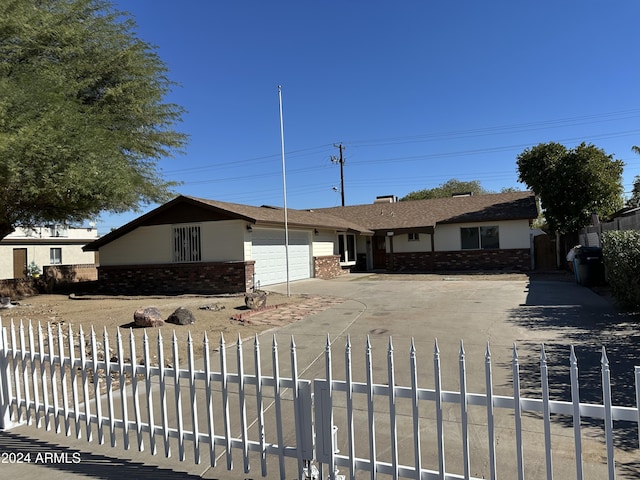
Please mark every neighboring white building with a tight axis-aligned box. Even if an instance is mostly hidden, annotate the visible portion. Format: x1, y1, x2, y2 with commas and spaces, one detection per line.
0, 225, 99, 279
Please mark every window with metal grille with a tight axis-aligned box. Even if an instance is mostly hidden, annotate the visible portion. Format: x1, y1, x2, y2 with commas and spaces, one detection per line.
173, 225, 201, 262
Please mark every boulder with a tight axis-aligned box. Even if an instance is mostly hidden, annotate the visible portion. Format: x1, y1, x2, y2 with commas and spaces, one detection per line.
133, 307, 164, 328
245, 292, 267, 310
166, 307, 196, 326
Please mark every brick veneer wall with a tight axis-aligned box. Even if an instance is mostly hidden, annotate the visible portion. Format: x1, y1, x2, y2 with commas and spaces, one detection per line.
314, 255, 348, 279
387, 249, 531, 272
43, 264, 98, 283
97, 261, 255, 295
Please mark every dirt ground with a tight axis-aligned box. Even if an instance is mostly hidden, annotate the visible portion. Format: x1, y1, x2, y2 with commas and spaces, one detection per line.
0, 291, 307, 365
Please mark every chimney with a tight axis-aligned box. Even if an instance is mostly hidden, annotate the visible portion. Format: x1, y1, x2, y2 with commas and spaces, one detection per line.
373, 195, 397, 204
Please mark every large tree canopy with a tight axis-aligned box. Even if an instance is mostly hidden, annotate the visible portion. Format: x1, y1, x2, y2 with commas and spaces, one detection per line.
0, 0, 187, 239
626, 146, 640, 208
400, 179, 491, 201
516, 142, 624, 234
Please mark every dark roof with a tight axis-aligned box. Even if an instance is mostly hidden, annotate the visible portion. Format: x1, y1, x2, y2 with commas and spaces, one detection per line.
86, 192, 537, 251
315, 191, 538, 232
85, 195, 373, 251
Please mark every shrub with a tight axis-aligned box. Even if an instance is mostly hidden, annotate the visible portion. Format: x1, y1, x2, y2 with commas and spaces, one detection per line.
601, 230, 640, 309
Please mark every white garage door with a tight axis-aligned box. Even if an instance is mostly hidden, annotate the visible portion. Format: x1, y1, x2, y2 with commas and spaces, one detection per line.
252, 229, 311, 287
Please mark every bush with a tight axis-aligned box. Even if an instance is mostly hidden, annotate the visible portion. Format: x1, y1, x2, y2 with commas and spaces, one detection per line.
601, 230, 640, 309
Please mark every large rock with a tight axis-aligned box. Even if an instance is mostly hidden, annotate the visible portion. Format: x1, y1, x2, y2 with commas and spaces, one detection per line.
245, 292, 267, 310
166, 307, 196, 326
133, 307, 164, 328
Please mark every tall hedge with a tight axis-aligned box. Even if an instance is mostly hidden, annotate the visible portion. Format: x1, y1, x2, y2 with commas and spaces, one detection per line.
601, 230, 640, 309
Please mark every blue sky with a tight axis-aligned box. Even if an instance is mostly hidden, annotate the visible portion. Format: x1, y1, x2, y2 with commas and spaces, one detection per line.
99, 1, 640, 233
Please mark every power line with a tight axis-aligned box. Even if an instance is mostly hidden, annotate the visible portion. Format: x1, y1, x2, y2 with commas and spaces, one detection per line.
162, 109, 640, 177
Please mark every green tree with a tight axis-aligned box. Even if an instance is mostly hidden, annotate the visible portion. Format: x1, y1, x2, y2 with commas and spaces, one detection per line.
516, 142, 624, 233
0, 0, 187, 239
400, 179, 491, 201
626, 146, 640, 208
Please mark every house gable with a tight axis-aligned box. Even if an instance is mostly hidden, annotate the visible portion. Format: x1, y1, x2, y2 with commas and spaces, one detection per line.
140, 201, 240, 226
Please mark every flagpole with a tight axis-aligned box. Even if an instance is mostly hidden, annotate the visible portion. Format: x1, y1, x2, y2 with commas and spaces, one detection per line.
278, 85, 291, 296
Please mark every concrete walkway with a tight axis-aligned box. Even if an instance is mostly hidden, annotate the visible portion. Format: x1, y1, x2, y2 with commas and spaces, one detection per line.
1, 272, 638, 479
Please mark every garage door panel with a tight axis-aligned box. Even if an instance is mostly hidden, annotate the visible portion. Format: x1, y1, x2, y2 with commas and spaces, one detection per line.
252, 229, 311, 286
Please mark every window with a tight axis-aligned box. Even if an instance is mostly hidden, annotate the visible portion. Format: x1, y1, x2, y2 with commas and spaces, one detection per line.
408, 233, 420, 241
173, 225, 201, 262
460, 226, 499, 250
50, 248, 62, 265
338, 233, 356, 263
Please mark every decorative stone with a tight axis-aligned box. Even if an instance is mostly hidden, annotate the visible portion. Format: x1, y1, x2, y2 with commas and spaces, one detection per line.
0, 297, 14, 309
133, 307, 164, 328
245, 292, 267, 310
199, 303, 225, 311
166, 307, 196, 326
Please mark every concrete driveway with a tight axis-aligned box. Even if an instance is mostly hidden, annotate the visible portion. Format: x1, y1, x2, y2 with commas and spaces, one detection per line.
264, 272, 640, 479
2, 272, 638, 479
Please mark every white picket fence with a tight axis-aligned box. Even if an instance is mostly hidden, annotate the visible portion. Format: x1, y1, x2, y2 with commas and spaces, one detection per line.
1, 318, 639, 480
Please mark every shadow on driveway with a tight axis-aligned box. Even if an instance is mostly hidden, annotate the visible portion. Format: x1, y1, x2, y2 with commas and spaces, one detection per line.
505, 276, 640, 454
0, 430, 202, 479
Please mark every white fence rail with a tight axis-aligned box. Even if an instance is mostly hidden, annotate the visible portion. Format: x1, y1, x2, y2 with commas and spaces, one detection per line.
1, 318, 639, 480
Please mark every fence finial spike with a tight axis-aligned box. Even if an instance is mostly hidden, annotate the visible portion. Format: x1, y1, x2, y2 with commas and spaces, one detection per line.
601, 346, 609, 366
203, 331, 209, 344
253, 333, 259, 346
434, 338, 440, 354
512, 343, 518, 360
485, 341, 491, 357
459, 339, 465, 356
290, 335, 296, 349
388, 336, 394, 351
346, 334, 351, 348
219, 332, 225, 348
410, 337, 416, 351
326, 333, 331, 348
272, 333, 278, 348
570, 345, 577, 364
237, 332, 242, 345
540, 343, 548, 363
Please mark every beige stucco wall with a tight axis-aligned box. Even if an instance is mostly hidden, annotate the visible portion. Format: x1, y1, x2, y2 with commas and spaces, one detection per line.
98, 220, 247, 266
200, 220, 245, 261
391, 233, 432, 253
311, 230, 336, 257
434, 220, 531, 251
99, 224, 171, 265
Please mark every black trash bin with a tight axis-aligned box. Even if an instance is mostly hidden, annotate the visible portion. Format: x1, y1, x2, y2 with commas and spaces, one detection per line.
573, 246, 604, 286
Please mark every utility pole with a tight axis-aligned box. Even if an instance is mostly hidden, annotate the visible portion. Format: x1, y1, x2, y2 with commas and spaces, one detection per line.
331, 143, 345, 206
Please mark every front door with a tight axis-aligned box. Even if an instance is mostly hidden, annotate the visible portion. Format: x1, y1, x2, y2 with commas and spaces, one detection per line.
372, 236, 387, 269
13, 248, 27, 278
